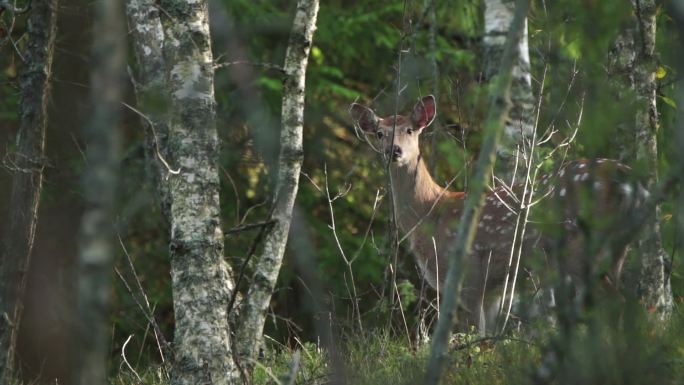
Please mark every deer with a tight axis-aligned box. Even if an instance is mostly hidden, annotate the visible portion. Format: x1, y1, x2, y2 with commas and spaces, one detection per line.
350, 95, 639, 332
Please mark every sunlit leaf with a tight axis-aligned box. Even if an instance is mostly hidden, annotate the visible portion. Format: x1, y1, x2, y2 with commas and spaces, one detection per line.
659, 95, 677, 109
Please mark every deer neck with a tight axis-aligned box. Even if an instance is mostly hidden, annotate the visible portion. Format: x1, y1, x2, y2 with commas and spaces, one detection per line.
390, 153, 447, 232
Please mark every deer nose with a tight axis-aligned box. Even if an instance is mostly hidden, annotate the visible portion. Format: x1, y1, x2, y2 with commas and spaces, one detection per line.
386, 145, 402, 160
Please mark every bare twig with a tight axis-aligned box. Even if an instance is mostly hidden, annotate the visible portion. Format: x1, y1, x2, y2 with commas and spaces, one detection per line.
323, 164, 362, 331
389, 263, 412, 348
115, 236, 172, 366
226, 216, 276, 316
214, 59, 285, 74
121, 335, 143, 383
224, 220, 276, 236
220, 166, 241, 224
499, 60, 548, 331
121, 101, 180, 176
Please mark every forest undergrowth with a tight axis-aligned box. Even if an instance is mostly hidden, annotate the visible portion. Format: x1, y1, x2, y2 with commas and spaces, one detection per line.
109, 301, 684, 385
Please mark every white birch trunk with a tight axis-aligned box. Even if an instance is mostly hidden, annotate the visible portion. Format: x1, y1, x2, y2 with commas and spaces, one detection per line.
483, 0, 534, 171
162, 1, 238, 383
235, 0, 320, 367
126, 0, 240, 383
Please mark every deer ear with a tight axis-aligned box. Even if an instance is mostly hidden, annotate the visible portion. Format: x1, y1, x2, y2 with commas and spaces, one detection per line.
411, 95, 436, 130
350, 103, 379, 132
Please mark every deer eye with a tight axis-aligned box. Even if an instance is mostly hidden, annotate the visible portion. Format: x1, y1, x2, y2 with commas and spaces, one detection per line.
406, 128, 414, 135
376, 131, 384, 139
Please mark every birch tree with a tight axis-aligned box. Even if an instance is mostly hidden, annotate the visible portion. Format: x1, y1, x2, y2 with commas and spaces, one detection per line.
631, 0, 673, 318
483, 0, 534, 180
127, 0, 320, 380
163, 1, 240, 382
0, 0, 58, 380
74, 0, 124, 383
608, 0, 672, 318
126, 0, 240, 383
236, 0, 320, 368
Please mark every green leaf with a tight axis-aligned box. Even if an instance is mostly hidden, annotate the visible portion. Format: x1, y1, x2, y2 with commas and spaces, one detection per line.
656, 66, 667, 79
659, 95, 677, 109
311, 46, 324, 65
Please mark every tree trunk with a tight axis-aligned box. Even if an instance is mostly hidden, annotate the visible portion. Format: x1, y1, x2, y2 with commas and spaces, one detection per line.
483, 0, 534, 181
161, 1, 239, 383
236, 0, 320, 368
631, 0, 673, 319
126, 0, 240, 383
125, 0, 172, 219
74, 0, 125, 383
0, 0, 58, 380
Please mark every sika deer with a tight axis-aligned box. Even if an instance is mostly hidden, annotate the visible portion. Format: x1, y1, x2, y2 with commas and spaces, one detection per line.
350, 95, 638, 331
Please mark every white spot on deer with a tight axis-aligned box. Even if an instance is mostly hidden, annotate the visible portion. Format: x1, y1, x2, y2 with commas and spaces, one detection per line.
573, 174, 581, 182
637, 184, 650, 200
620, 183, 633, 197
560, 188, 566, 197
559, 169, 565, 177
483, 214, 493, 220
577, 163, 586, 169
580, 173, 589, 181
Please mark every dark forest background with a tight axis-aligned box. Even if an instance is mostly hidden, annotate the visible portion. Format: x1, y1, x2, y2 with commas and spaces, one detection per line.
1, 0, 683, 383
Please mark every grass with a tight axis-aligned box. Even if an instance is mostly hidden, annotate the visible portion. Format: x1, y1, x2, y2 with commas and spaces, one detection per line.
107, 302, 684, 385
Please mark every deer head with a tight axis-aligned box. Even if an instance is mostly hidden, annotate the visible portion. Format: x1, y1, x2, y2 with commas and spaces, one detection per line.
350, 95, 437, 167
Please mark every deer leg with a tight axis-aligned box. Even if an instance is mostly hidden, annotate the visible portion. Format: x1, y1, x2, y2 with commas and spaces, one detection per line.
459, 272, 487, 334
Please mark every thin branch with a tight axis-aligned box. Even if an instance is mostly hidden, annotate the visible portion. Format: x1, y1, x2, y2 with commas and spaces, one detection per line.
323, 164, 362, 331
120, 335, 143, 383
121, 101, 180, 176
224, 220, 276, 236
226, 216, 276, 316
213, 59, 285, 74
115, 235, 172, 365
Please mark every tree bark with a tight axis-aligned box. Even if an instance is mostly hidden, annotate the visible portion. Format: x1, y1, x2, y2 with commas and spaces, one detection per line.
0, 0, 58, 380
483, 0, 534, 180
235, 0, 320, 368
631, 0, 673, 319
161, 1, 239, 384
74, 0, 125, 383
424, 1, 529, 384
